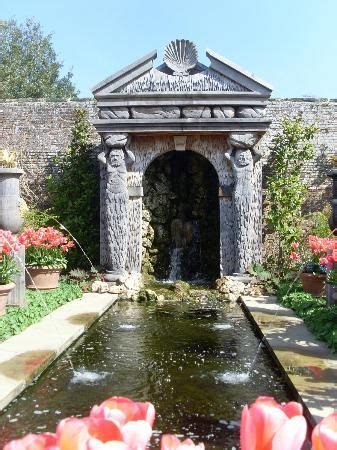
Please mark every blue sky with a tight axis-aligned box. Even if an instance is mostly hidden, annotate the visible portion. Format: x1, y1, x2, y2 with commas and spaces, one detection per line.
2, 0, 337, 98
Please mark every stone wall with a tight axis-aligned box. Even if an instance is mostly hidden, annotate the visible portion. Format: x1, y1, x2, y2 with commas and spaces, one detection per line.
0, 98, 335, 207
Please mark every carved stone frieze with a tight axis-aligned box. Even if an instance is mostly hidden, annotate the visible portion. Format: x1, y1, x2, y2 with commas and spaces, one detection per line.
99, 107, 130, 119
130, 106, 180, 119
236, 106, 265, 118
212, 106, 235, 118
181, 106, 211, 119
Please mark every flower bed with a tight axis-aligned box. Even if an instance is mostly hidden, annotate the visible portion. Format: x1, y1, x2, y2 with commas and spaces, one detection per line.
277, 282, 337, 351
0, 280, 82, 341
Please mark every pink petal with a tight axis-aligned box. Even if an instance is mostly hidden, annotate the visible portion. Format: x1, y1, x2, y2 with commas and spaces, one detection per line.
4, 433, 58, 450
122, 420, 152, 450
281, 402, 303, 418
272, 416, 307, 450
161, 435, 181, 450
240, 405, 257, 450
249, 402, 287, 449
312, 413, 337, 450
87, 438, 128, 450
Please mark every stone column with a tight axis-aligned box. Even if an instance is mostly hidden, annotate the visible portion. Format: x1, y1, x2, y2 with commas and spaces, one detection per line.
98, 133, 134, 281
226, 132, 262, 273
126, 183, 143, 273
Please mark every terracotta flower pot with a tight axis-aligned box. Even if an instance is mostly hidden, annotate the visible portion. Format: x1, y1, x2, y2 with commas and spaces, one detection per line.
26, 267, 61, 290
300, 272, 326, 297
0, 282, 15, 316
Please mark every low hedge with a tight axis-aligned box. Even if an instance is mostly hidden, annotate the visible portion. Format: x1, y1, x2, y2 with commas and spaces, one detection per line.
0, 280, 82, 341
277, 281, 337, 352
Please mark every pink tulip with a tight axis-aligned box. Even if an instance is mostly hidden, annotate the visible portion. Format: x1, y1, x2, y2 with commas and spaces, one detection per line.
56, 417, 122, 450
4, 433, 58, 450
240, 396, 307, 450
161, 435, 205, 450
312, 412, 337, 450
91, 397, 155, 428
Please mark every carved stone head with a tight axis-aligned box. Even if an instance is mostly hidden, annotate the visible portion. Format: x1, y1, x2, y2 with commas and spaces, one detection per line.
107, 149, 124, 168
234, 149, 253, 167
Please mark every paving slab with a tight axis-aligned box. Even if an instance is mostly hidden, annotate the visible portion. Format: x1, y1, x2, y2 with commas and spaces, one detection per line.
0, 292, 118, 411
241, 295, 337, 424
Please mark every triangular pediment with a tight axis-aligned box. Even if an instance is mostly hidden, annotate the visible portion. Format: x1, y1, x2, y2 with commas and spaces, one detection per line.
92, 42, 272, 98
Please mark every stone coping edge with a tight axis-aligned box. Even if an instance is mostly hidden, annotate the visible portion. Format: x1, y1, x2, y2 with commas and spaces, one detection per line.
0, 292, 118, 412
239, 296, 317, 429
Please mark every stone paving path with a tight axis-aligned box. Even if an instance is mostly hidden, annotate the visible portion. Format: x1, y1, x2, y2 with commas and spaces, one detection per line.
0, 293, 117, 411
241, 295, 337, 424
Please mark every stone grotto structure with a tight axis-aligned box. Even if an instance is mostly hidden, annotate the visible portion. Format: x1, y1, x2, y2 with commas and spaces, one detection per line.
91, 39, 273, 288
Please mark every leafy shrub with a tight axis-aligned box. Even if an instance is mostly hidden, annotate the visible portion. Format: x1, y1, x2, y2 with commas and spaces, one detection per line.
0, 280, 82, 341
277, 284, 337, 352
47, 108, 100, 269
265, 118, 318, 274
22, 207, 57, 229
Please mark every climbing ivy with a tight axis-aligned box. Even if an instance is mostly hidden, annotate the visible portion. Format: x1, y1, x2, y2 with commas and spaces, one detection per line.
47, 108, 100, 269
265, 118, 318, 274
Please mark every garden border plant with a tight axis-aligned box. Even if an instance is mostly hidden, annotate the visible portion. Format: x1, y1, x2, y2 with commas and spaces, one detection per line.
0, 280, 82, 341
265, 117, 318, 275
277, 280, 337, 352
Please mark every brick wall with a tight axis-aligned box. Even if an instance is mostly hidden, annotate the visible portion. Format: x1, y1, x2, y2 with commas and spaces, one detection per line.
0, 98, 335, 208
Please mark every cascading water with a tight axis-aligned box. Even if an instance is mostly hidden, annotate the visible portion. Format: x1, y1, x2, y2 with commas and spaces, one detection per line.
168, 247, 183, 281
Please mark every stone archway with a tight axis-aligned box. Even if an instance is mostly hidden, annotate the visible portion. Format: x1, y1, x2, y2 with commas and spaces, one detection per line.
142, 150, 220, 281
91, 39, 273, 290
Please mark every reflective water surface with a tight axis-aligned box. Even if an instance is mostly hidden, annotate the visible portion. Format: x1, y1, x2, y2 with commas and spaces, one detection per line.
0, 298, 293, 449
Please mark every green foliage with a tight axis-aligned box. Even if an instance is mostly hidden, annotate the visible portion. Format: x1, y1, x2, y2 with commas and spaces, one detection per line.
47, 108, 100, 269
265, 118, 318, 274
0, 280, 82, 341
0, 254, 18, 284
0, 19, 78, 99
22, 207, 57, 229
277, 283, 337, 352
25, 247, 68, 269
248, 263, 280, 293
306, 211, 331, 237
67, 269, 100, 292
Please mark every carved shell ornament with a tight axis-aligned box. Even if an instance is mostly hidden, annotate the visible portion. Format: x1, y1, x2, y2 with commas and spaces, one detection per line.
164, 39, 198, 76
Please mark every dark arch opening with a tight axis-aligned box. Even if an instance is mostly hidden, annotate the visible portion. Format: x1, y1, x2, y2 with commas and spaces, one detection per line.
142, 150, 220, 282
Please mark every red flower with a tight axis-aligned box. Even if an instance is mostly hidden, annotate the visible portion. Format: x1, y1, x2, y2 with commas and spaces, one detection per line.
290, 252, 300, 262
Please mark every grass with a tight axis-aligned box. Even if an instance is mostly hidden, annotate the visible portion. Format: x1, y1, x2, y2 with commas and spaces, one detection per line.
277, 281, 337, 352
0, 280, 82, 342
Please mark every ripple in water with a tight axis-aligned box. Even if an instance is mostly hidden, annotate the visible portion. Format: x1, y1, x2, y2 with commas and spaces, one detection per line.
213, 323, 232, 330
216, 372, 250, 384
118, 324, 138, 330
71, 369, 110, 384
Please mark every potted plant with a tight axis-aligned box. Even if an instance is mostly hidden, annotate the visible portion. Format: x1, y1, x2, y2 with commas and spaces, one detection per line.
0, 230, 19, 315
0, 149, 24, 233
18, 227, 74, 289
290, 236, 328, 296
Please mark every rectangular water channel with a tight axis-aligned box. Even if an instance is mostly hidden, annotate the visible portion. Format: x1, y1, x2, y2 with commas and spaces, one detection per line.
0, 297, 294, 449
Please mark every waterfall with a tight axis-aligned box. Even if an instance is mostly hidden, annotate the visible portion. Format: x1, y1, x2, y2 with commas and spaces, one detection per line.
168, 248, 183, 281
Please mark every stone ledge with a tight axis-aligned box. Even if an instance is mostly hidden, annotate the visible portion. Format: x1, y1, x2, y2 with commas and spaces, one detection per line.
240, 295, 337, 425
0, 292, 118, 411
